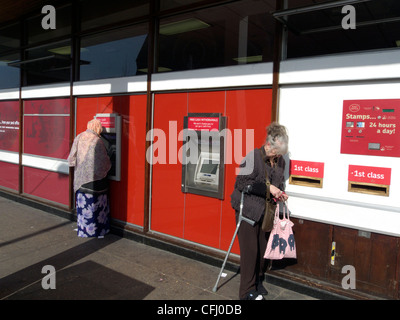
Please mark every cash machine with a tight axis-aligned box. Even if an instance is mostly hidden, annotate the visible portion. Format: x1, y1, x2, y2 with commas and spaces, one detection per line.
95, 113, 121, 181
181, 113, 226, 199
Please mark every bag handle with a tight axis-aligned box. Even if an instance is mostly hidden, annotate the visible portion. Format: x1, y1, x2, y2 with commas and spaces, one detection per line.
282, 201, 290, 221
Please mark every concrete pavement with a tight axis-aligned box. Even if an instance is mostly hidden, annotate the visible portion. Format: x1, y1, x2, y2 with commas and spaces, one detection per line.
0, 195, 324, 301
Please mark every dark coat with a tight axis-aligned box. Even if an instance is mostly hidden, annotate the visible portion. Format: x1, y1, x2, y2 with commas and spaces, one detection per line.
230, 147, 286, 222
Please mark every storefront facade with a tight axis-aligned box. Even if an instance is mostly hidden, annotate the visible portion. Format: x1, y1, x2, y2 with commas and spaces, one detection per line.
1, 0, 400, 299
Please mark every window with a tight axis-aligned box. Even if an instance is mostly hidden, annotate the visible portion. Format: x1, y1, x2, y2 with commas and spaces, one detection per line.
157, 0, 275, 73
159, 0, 205, 11
0, 52, 20, 89
79, 24, 148, 81
80, 0, 149, 31
0, 24, 20, 89
278, 0, 400, 58
21, 40, 72, 86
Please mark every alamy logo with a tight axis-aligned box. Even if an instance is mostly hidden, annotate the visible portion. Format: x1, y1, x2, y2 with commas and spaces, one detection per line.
41, 5, 356, 31
41, 265, 56, 290
341, 265, 356, 290
342, 5, 356, 30
41, 5, 56, 30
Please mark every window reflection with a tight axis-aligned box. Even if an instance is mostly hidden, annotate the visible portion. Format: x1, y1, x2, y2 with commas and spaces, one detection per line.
0, 24, 20, 89
157, 0, 275, 72
0, 52, 20, 89
23, 41, 71, 86
79, 25, 148, 81
284, 0, 400, 58
80, 0, 149, 31
0, 23, 20, 55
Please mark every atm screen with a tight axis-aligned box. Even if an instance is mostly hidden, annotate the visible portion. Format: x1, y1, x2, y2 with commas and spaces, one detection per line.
200, 163, 219, 174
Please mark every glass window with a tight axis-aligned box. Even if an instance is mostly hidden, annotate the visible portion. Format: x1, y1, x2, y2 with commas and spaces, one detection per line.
26, 5, 72, 45
79, 24, 148, 81
157, 0, 275, 73
159, 0, 204, 11
0, 24, 21, 89
0, 23, 20, 55
0, 52, 20, 89
284, 0, 400, 58
22, 40, 71, 86
80, 0, 149, 31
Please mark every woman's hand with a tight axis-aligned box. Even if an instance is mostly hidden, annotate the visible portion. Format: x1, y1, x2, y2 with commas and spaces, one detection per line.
269, 185, 288, 201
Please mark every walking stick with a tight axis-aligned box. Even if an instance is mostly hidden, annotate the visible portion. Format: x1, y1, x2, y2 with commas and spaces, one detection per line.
212, 186, 255, 292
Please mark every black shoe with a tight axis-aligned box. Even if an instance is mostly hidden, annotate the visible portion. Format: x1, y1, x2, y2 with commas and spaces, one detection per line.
256, 282, 269, 296
241, 290, 265, 300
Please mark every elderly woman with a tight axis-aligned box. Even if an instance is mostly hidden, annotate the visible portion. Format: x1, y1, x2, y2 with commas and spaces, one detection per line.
68, 119, 112, 238
231, 122, 289, 300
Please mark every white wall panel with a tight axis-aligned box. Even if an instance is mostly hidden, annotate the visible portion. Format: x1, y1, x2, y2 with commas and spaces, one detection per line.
279, 80, 400, 236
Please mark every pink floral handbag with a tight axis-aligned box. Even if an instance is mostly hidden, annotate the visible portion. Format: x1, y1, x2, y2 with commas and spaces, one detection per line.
264, 202, 296, 260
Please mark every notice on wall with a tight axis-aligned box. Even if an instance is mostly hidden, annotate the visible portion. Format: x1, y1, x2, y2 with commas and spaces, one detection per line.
96, 114, 116, 133
0, 101, 20, 152
348, 165, 391, 186
341, 99, 400, 157
290, 160, 324, 178
188, 117, 219, 131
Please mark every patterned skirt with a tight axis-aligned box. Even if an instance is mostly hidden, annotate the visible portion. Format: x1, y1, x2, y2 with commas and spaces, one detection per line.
76, 190, 110, 238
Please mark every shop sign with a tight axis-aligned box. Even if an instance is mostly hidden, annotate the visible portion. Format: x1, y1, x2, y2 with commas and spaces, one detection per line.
348, 165, 391, 185
290, 160, 324, 178
341, 99, 400, 157
188, 117, 219, 131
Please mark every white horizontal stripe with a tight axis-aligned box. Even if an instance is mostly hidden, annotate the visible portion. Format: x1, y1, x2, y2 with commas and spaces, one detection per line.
73, 75, 147, 96
22, 154, 69, 174
0, 89, 19, 100
151, 63, 273, 91
21, 83, 70, 99
0, 150, 19, 164
280, 49, 400, 85
288, 195, 400, 237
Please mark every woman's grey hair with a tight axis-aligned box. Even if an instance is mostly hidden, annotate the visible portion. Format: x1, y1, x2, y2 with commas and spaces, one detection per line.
265, 122, 289, 155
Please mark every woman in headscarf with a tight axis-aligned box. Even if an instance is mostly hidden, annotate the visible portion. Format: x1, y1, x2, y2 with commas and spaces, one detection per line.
68, 119, 112, 238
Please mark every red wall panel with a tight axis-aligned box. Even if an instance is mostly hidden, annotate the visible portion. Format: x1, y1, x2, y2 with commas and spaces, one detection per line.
23, 167, 69, 205
0, 161, 19, 191
221, 89, 273, 254
75, 90, 272, 251
24, 99, 70, 115
183, 91, 226, 248
150, 92, 187, 237
24, 115, 70, 159
23, 99, 70, 160
150, 89, 273, 253
75, 95, 147, 226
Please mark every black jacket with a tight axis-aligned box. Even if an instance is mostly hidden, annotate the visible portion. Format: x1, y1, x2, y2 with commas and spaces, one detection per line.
230, 147, 286, 222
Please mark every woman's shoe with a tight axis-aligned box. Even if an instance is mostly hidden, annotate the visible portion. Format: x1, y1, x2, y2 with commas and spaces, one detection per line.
242, 290, 265, 300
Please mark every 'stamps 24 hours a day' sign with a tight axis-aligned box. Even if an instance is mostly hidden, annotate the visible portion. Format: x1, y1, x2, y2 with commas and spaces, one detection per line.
341, 99, 400, 157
